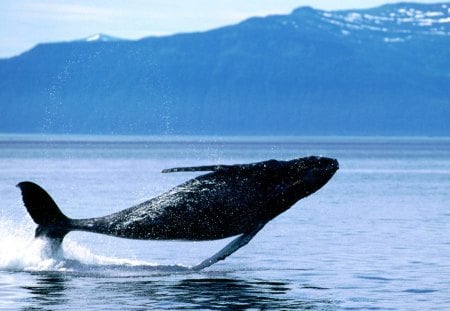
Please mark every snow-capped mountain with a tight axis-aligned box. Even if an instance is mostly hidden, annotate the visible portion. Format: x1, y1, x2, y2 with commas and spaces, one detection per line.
245, 2, 449, 41
82, 33, 124, 42
317, 2, 450, 39
0, 2, 449, 135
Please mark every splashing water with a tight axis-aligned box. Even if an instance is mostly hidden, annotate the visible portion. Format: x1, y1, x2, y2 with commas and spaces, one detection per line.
0, 217, 56, 271
0, 217, 190, 275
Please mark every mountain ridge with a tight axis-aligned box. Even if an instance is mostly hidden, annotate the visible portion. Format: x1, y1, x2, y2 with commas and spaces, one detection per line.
0, 2, 449, 135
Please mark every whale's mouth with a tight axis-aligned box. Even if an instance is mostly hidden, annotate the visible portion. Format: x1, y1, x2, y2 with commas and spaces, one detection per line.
329, 158, 339, 171
291, 157, 339, 192
324, 158, 339, 177
314, 157, 339, 172
301, 157, 338, 176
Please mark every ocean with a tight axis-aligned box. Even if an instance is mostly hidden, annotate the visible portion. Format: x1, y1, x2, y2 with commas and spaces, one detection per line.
0, 135, 449, 310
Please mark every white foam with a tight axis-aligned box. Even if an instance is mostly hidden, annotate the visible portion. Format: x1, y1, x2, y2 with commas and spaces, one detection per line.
63, 239, 152, 267
0, 218, 60, 271
0, 217, 185, 274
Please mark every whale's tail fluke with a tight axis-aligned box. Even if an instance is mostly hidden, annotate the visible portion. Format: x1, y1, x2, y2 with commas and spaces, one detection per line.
17, 181, 71, 245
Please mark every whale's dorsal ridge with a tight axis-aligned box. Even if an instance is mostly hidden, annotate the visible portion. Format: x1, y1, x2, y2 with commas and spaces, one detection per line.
161, 164, 232, 173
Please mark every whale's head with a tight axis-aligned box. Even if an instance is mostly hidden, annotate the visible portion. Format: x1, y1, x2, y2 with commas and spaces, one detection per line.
243, 156, 339, 219
280, 156, 339, 196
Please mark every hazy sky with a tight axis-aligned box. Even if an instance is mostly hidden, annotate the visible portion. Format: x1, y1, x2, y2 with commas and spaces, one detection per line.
0, 0, 445, 58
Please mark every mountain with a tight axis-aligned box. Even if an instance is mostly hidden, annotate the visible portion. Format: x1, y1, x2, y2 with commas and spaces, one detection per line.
0, 2, 449, 135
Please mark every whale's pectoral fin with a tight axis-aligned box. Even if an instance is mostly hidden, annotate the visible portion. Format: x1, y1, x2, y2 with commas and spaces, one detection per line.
17, 181, 71, 246
191, 223, 266, 271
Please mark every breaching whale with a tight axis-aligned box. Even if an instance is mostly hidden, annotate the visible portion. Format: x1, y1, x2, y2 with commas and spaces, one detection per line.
17, 156, 338, 270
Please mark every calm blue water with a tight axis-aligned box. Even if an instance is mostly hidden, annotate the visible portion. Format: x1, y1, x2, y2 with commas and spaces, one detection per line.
0, 135, 449, 310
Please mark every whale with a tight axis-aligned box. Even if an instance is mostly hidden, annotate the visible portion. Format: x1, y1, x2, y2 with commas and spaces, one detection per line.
17, 156, 338, 269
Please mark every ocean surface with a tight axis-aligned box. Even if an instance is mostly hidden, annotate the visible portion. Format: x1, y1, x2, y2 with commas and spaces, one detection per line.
0, 135, 449, 310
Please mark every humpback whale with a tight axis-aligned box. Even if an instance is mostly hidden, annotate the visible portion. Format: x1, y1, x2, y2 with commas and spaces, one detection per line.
17, 156, 338, 269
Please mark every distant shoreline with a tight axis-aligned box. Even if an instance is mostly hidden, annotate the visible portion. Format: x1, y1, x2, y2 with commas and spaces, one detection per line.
1, 133, 449, 144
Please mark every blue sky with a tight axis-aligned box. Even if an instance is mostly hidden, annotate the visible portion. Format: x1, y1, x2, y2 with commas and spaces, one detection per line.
0, 0, 445, 58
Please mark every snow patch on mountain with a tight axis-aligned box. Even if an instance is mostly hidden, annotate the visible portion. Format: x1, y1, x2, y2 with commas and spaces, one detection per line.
83, 34, 123, 42
316, 2, 450, 41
